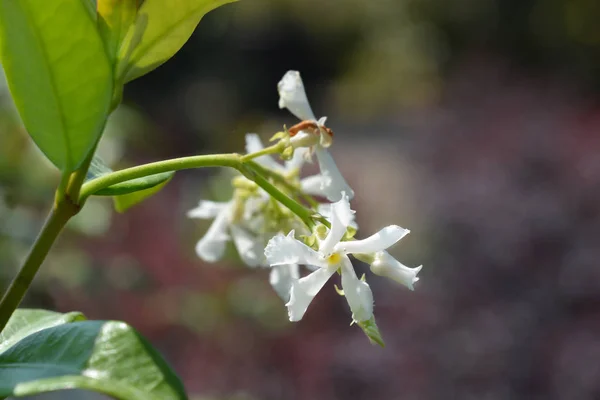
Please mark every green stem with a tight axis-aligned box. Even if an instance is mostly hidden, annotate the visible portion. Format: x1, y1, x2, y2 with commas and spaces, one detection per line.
0, 199, 78, 333
240, 142, 284, 162
79, 154, 243, 201
80, 153, 319, 229
55, 170, 71, 205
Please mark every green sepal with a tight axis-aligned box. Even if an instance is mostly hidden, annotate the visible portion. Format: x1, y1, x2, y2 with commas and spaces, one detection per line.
357, 315, 385, 347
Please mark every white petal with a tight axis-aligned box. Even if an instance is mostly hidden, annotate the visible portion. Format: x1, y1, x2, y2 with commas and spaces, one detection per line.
335, 225, 409, 255
245, 133, 284, 171
286, 266, 337, 321
277, 70, 317, 121
264, 231, 325, 268
269, 264, 300, 301
300, 174, 330, 197
370, 251, 422, 290
187, 200, 229, 219
319, 192, 355, 255
195, 207, 231, 262
315, 146, 354, 202
230, 224, 266, 267
340, 256, 373, 322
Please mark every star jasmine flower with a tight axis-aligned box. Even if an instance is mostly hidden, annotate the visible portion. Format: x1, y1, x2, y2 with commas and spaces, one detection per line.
277, 70, 354, 202
264, 193, 414, 322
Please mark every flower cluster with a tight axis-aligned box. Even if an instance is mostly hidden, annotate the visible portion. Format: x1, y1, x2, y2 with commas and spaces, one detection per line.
189, 71, 422, 344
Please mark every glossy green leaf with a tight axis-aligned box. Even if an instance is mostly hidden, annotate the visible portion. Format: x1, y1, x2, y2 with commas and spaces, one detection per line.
113, 173, 173, 212
0, 310, 85, 354
116, 0, 237, 83
98, 0, 139, 64
0, 313, 187, 399
85, 156, 174, 207
0, 0, 113, 171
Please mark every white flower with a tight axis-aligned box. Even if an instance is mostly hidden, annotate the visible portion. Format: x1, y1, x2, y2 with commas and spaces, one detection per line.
264, 193, 411, 322
277, 70, 354, 202
187, 200, 265, 267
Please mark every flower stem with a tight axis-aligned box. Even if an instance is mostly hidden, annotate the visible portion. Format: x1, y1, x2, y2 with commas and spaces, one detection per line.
79, 153, 320, 229
0, 196, 79, 333
240, 142, 285, 163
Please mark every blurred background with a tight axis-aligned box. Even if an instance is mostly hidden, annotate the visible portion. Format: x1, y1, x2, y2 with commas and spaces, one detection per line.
2, 0, 600, 398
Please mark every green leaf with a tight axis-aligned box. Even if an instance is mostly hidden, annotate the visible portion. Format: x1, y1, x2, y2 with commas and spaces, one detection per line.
95, 171, 174, 196
0, 310, 85, 354
113, 173, 173, 212
0, 312, 187, 399
85, 156, 174, 209
116, 0, 237, 83
98, 0, 139, 64
0, 0, 113, 171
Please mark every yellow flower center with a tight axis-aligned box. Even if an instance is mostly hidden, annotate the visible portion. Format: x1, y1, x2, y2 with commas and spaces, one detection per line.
326, 252, 342, 266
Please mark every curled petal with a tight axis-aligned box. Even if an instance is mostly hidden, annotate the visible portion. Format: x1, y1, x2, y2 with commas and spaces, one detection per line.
264, 231, 325, 268
286, 266, 337, 321
315, 146, 354, 202
317, 117, 333, 148
278, 70, 316, 121
195, 207, 231, 262
187, 200, 229, 219
335, 225, 409, 255
245, 133, 284, 172
230, 224, 266, 267
340, 256, 374, 322
319, 192, 355, 255
269, 264, 300, 301
370, 251, 422, 290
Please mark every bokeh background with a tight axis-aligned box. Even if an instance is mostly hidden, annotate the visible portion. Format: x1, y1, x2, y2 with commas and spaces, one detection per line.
2, 0, 600, 399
